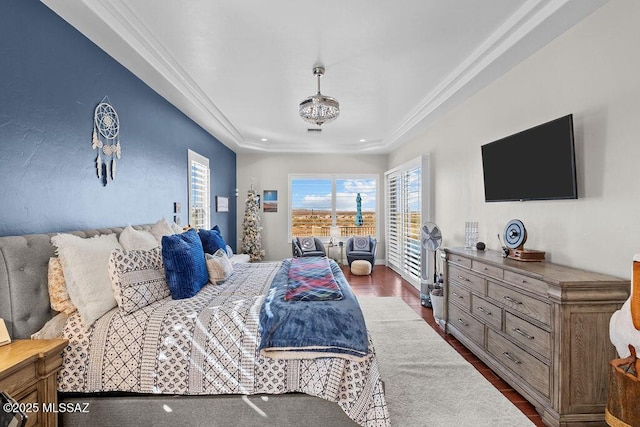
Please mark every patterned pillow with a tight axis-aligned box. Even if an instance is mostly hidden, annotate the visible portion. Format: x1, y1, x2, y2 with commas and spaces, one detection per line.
299, 237, 317, 252
205, 249, 234, 284
353, 236, 370, 251
225, 244, 234, 258
161, 229, 209, 300
109, 247, 170, 314
47, 257, 77, 315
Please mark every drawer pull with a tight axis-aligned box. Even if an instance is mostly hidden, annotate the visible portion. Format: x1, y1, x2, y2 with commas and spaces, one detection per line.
452, 292, 463, 299
513, 328, 535, 340
457, 275, 469, 282
503, 295, 522, 305
457, 318, 469, 327
503, 352, 522, 365
477, 306, 492, 315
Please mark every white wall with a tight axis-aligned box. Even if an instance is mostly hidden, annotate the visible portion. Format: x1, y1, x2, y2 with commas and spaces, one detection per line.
236, 153, 387, 261
388, 0, 640, 279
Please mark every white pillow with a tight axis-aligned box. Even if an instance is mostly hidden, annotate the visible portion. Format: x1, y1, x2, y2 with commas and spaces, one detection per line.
205, 249, 234, 284
150, 218, 175, 243
51, 233, 123, 327
119, 226, 159, 251
170, 222, 183, 234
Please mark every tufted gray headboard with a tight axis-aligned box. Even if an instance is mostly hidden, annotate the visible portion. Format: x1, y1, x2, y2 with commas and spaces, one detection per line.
0, 225, 151, 339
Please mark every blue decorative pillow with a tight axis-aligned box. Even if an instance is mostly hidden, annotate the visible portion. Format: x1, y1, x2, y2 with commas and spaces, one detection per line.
199, 228, 227, 255
161, 229, 209, 299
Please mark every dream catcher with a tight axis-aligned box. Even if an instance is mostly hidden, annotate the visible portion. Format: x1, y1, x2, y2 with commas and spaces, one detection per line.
92, 97, 121, 185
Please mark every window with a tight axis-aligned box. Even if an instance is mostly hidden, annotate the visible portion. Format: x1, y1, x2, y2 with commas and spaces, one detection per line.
385, 156, 430, 287
289, 175, 377, 239
188, 150, 210, 229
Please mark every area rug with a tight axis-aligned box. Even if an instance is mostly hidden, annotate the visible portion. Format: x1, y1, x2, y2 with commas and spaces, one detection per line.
358, 296, 535, 427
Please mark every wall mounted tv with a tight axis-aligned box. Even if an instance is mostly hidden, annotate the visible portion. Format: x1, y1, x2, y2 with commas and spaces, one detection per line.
481, 114, 577, 202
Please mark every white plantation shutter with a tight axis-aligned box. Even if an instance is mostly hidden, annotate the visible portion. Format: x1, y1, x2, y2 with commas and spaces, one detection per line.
385, 157, 427, 288
385, 173, 401, 270
188, 150, 210, 229
402, 166, 421, 282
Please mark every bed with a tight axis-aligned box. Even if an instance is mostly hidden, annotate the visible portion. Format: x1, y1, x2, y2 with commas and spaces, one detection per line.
0, 225, 389, 426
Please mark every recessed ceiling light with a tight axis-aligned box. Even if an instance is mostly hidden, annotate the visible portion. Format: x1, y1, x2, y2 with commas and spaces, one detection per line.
261, 138, 268, 142
359, 139, 366, 142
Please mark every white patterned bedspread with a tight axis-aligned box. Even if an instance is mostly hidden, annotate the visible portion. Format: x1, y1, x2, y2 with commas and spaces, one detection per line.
58, 262, 390, 427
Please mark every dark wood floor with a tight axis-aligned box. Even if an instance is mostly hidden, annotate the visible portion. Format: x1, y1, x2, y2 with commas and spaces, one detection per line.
343, 264, 546, 427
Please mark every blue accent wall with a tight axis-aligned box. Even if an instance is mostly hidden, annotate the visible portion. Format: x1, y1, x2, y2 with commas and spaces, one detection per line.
0, 1, 237, 247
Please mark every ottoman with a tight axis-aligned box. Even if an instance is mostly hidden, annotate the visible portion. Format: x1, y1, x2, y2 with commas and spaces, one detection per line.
350, 260, 372, 275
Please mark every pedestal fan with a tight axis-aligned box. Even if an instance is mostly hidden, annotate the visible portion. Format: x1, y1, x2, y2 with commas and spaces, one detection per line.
420, 222, 443, 307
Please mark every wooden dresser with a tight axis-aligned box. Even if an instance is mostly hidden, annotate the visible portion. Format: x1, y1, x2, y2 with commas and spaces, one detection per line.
0, 339, 68, 427
442, 248, 629, 427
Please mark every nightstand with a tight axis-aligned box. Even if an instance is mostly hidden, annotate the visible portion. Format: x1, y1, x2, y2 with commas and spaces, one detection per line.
0, 339, 68, 427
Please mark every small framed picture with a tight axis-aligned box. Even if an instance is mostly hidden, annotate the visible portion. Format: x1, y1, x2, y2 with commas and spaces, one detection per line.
215, 196, 229, 212
263, 190, 277, 212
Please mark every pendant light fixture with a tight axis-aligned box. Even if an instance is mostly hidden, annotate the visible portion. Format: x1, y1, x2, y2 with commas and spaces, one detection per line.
299, 66, 340, 126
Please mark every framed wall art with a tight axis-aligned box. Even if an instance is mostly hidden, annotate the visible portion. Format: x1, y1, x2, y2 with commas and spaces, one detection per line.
263, 190, 277, 213
215, 196, 229, 212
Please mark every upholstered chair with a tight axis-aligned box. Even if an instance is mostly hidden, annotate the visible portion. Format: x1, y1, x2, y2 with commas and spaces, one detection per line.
346, 236, 377, 266
291, 237, 326, 258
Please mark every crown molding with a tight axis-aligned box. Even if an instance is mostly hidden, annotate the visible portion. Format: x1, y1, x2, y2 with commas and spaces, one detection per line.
381, 0, 584, 151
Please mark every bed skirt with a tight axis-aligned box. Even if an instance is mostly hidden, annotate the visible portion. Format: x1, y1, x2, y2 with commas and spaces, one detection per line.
60, 393, 359, 426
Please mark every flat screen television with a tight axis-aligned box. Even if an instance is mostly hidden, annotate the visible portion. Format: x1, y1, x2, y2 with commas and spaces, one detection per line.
481, 114, 577, 202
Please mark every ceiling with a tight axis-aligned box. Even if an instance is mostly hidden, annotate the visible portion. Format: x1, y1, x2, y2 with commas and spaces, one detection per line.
42, 0, 607, 154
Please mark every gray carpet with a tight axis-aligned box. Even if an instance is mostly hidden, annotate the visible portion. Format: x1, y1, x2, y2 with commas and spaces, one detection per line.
358, 296, 535, 427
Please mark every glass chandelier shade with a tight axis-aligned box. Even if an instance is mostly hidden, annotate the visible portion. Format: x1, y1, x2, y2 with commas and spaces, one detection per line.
299, 66, 340, 126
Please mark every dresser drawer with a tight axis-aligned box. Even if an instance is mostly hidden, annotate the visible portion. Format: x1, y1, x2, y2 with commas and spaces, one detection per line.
487, 281, 551, 326
448, 254, 471, 268
503, 270, 549, 296
487, 329, 550, 397
448, 303, 485, 347
471, 295, 502, 331
449, 281, 471, 310
505, 312, 551, 359
0, 363, 36, 397
472, 260, 504, 280
449, 265, 486, 294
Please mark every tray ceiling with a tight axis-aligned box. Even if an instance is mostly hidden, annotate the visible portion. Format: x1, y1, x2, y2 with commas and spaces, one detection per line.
42, 0, 607, 153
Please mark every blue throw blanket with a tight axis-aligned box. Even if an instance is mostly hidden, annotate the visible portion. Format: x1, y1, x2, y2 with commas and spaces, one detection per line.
258, 258, 369, 360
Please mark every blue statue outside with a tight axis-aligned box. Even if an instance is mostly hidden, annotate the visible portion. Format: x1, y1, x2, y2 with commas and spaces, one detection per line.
355, 193, 363, 226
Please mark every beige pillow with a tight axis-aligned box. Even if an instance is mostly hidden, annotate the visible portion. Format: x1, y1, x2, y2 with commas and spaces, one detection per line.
47, 257, 77, 315
150, 218, 175, 243
119, 226, 159, 251
51, 233, 122, 327
31, 312, 69, 339
205, 249, 234, 284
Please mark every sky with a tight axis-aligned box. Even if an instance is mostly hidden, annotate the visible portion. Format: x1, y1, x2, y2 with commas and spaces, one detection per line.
291, 178, 376, 211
